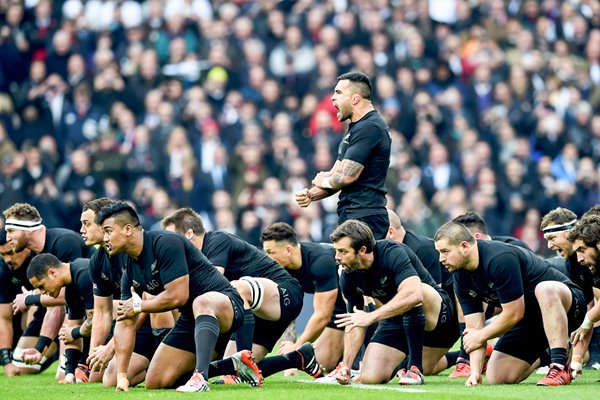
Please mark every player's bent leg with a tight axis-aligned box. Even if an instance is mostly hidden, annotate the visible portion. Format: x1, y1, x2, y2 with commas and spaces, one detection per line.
423, 346, 450, 375
250, 343, 269, 362
103, 352, 150, 387
361, 343, 406, 384
314, 328, 345, 372
192, 292, 235, 332
534, 282, 572, 349
232, 278, 281, 321
485, 350, 531, 384
145, 343, 195, 389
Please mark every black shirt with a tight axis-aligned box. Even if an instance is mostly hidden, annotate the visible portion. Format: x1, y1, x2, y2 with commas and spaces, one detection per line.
65, 258, 95, 320
42, 228, 89, 261
336, 110, 391, 219
203, 231, 295, 284
120, 230, 231, 315
491, 235, 531, 251
0, 254, 35, 303
89, 246, 126, 299
403, 230, 454, 296
454, 240, 573, 316
563, 254, 595, 304
287, 242, 339, 294
341, 240, 437, 311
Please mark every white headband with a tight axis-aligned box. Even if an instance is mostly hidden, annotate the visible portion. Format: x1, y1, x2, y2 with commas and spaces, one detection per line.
5, 218, 43, 232
542, 219, 577, 236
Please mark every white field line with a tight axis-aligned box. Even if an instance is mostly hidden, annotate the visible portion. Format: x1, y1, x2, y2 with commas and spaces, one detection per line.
297, 379, 428, 393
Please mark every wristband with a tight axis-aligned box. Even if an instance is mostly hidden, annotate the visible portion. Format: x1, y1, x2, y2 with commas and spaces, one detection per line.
581, 317, 594, 330
71, 327, 82, 339
34, 336, 53, 353
0, 348, 12, 366
321, 177, 333, 189
25, 294, 42, 307
133, 299, 142, 314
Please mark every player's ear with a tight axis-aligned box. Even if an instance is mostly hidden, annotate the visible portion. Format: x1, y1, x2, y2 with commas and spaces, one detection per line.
185, 229, 195, 240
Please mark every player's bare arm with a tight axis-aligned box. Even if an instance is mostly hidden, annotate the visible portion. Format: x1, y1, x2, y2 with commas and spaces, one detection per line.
464, 296, 524, 354
337, 277, 422, 330
312, 159, 364, 190
117, 277, 189, 320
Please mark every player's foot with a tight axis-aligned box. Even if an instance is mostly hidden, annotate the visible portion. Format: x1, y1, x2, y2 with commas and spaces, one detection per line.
536, 366, 550, 375
211, 375, 243, 385
449, 358, 470, 378
315, 363, 360, 384
482, 343, 494, 374
296, 343, 323, 379
231, 350, 263, 387
536, 363, 572, 386
398, 365, 424, 385
75, 364, 90, 383
176, 369, 210, 392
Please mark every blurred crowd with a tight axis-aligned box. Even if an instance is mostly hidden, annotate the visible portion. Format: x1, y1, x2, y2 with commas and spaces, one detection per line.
0, 0, 599, 256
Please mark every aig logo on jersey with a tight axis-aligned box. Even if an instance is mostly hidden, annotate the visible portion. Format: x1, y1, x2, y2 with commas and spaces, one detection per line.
146, 279, 160, 292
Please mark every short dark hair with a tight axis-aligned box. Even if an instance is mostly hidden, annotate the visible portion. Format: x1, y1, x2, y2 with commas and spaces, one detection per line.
330, 220, 376, 253
161, 208, 205, 235
568, 215, 600, 247
96, 201, 141, 228
337, 71, 372, 100
453, 212, 488, 235
0, 229, 6, 245
261, 222, 298, 245
434, 221, 476, 245
82, 198, 114, 214
27, 253, 61, 280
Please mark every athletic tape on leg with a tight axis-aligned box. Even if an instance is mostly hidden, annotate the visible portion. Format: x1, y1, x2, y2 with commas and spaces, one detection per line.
239, 276, 265, 311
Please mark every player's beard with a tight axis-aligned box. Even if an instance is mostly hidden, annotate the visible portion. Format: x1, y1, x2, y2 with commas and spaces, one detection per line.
11, 237, 27, 253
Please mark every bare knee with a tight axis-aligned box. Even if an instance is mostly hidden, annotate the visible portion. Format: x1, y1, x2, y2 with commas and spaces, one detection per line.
231, 280, 251, 305
360, 371, 388, 384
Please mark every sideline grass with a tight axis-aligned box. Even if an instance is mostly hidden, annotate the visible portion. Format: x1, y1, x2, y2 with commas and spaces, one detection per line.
1, 364, 599, 400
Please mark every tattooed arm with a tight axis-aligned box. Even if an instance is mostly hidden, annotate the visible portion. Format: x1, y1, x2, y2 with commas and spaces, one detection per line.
312, 159, 364, 190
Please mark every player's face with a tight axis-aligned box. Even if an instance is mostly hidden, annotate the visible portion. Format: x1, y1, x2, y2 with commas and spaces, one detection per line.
573, 239, 599, 273
29, 269, 61, 298
435, 239, 469, 273
80, 209, 104, 246
331, 80, 353, 122
5, 227, 29, 252
0, 242, 31, 270
544, 230, 573, 259
262, 240, 292, 268
101, 217, 128, 255
334, 237, 361, 273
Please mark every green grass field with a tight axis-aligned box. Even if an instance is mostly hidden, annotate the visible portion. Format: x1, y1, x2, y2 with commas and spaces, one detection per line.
1, 363, 599, 400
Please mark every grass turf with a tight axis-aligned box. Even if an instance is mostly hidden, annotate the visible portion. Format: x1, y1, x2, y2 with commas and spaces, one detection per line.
1, 364, 599, 400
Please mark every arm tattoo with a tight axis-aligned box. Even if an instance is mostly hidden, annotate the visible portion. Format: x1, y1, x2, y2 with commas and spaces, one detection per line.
331, 160, 364, 188
342, 160, 364, 178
